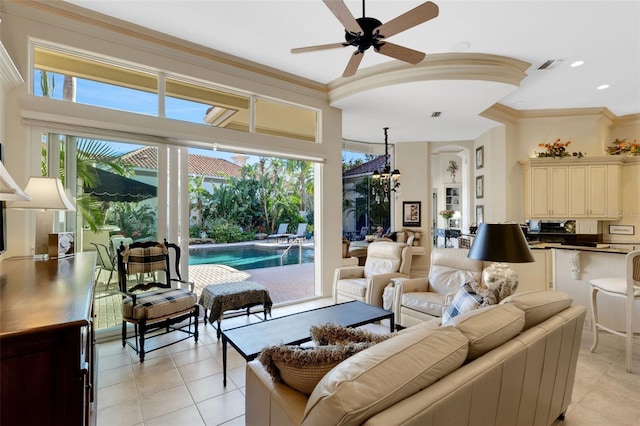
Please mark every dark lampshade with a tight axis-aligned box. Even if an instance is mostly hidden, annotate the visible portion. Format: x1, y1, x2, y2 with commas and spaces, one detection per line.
468, 223, 534, 263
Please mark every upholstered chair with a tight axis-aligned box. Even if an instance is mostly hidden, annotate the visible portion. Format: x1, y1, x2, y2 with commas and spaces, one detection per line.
390, 248, 483, 328
333, 241, 412, 307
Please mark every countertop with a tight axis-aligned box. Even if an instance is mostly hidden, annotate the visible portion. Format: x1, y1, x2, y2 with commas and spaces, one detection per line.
528, 243, 637, 254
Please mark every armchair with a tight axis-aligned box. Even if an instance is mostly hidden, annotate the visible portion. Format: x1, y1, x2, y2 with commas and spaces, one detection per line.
333, 241, 412, 307
390, 248, 483, 328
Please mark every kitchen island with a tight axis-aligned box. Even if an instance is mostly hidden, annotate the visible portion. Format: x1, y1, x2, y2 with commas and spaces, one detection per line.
551, 245, 639, 332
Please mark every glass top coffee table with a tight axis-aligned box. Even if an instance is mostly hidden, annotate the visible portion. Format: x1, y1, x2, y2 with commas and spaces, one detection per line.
220, 300, 393, 385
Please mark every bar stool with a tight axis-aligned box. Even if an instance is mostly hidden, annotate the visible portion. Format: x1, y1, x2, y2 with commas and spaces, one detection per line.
589, 250, 640, 373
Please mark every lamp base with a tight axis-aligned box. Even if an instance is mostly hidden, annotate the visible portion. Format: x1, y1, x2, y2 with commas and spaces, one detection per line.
481, 262, 519, 301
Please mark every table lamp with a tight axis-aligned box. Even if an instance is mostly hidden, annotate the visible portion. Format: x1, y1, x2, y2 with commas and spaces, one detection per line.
468, 223, 534, 299
9, 176, 76, 257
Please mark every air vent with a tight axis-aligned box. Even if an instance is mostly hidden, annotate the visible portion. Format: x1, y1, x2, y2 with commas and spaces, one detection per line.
537, 59, 563, 70
431, 111, 442, 118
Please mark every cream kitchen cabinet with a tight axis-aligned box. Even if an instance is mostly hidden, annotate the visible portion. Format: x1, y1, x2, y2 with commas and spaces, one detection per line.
568, 164, 621, 218
521, 163, 569, 218
519, 157, 622, 220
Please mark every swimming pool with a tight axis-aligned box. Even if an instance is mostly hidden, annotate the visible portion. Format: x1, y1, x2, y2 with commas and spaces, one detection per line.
189, 244, 314, 270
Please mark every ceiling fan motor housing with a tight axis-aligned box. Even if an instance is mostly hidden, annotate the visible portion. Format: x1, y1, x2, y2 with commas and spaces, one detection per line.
345, 17, 384, 52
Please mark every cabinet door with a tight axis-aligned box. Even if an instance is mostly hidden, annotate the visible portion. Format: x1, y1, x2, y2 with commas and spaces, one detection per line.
531, 167, 550, 217
549, 167, 568, 217
587, 165, 608, 216
569, 166, 588, 217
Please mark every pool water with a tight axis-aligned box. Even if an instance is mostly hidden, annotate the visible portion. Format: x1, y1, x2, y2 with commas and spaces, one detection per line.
189, 244, 314, 270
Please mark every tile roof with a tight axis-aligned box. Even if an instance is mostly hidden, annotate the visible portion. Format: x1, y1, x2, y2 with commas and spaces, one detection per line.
343, 155, 386, 177
121, 146, 241, 178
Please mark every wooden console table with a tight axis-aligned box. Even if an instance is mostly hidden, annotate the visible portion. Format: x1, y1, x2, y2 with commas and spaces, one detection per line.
0, 252, 97, 426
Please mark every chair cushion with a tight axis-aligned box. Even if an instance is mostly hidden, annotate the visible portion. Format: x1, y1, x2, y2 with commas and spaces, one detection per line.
124, 245, 167, 274
445, 303, 525, 361
258, 343, 373, 395
442, 283, 483, 324
363, 242, 404, 277
336, 278, 367, 298
401, 291, 448, 317
303, 326, 468, 425
428, 265, 481, 295
122, 288, 197, 320
310, 323, 395, 345
500, 289, 574, 330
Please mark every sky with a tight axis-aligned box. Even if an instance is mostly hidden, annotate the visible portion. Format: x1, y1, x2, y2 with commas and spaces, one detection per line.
35, 71, 369, 165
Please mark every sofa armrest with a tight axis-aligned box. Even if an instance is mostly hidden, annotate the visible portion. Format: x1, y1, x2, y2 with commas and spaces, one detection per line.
246, 361, 307, 426
366, 272, 410, 307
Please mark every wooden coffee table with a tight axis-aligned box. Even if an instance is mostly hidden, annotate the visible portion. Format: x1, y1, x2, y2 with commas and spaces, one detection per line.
220, 301, 393, 385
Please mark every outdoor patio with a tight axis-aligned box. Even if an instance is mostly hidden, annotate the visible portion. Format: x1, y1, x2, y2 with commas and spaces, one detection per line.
93, 261, 316, 330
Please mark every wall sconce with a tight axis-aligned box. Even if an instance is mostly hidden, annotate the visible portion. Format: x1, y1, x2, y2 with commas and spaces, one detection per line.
10, 176, 76, 258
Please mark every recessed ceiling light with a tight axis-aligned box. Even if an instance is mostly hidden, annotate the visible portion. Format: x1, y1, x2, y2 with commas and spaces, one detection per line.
570, 60, 584, 67
597, 84, 610, 90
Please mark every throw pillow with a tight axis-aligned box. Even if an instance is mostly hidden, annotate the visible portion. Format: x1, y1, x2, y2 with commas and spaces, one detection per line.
258, 342, 373, 395
310, 323, 395, 345
442, 283, 483, 325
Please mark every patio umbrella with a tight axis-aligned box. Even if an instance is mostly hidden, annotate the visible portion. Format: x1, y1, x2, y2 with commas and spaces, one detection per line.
84, 166, 157, 202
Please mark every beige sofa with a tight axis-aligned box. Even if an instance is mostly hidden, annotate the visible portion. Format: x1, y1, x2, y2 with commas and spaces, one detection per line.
245, 290, 586, 426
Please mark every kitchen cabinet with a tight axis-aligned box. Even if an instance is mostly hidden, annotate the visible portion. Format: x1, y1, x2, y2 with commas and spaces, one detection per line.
568, 164, 620, 218
519, 157, 622, 219
445, 185, 461, 228
0, 253, 97, 426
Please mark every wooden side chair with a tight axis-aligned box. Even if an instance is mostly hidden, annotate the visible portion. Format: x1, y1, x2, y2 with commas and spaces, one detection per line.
117, 239, 199, 362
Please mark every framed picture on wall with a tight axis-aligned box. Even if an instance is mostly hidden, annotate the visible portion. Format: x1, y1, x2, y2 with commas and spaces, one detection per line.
476, 205, 484, 224
476, 175, 484, 198
476, 146, 484, 169
402, 201, 422, 227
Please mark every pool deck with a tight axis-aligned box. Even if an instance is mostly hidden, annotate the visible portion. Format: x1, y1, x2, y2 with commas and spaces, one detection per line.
93, 248, 316, 330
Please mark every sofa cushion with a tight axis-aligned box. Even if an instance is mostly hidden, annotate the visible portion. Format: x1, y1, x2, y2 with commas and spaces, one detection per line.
363, 242, 404, 277
500, 290, 573, 330
303, 327, 468, 425
258, 343, 373, 395
401, 291, 448, 317
445, 303, 525, 361
442, 283, 483, 324
310, 323, 395, 346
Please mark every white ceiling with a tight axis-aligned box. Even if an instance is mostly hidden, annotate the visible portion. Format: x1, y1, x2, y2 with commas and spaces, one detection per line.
63, 0, 640, 144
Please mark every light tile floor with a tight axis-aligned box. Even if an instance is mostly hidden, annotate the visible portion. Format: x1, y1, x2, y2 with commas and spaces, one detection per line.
97, 298, 640, 426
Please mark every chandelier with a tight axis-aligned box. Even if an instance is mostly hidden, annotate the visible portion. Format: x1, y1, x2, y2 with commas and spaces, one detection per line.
372, 127, 400, 204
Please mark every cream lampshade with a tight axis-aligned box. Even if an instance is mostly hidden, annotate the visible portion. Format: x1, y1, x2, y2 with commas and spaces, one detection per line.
10, 176, 76, 211
9, 176, 76, 258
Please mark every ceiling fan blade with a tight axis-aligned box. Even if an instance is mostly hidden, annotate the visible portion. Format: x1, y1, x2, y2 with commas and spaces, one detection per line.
291, 42, 346, 54
377, 42, 426, 64
375, 1, 439, 39
322, 0, 362, 35
343, 52, 364, 77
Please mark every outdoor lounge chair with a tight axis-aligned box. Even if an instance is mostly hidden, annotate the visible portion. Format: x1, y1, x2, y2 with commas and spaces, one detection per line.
267, 223, 289, 242
288, 223, 307, 241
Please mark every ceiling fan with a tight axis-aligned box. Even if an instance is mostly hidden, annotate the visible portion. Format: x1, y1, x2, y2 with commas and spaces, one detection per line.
291, 0, 439, 77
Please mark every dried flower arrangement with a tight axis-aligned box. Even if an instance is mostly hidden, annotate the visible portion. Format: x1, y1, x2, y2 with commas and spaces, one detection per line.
605, 138, 639, 156
536, 139, 585, 158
